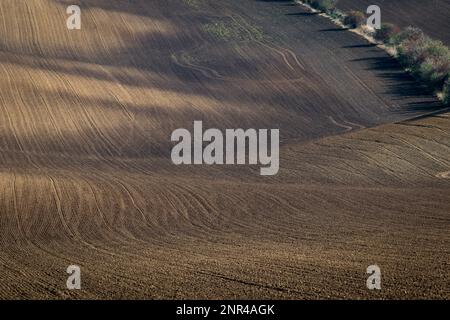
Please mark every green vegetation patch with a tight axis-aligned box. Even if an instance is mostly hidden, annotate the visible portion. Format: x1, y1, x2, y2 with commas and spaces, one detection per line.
343, 10, 365, 29
443, 79, 450, 105
202, 17, 264, 42
392, 27, 450, 96
300, 0, 450, 105
303, 0, 338, 13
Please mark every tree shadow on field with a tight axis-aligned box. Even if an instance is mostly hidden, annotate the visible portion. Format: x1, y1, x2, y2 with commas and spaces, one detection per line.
53, 0, 445, 115
319, 28, 350, 32
342, 44, 377, 49
4, 0, 446, 164
255, 0, 446, 118
350, 55, 445, 116
286, 12, 319, 16
5, 0, 352, 159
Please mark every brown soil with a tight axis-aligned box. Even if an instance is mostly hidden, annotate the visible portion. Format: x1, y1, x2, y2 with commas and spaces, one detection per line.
338, 0, 450, 46
0, 0, 448, 299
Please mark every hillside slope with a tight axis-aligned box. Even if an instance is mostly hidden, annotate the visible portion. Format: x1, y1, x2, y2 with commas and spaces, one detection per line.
338, 0, 450, 46
0, 0, 448, 299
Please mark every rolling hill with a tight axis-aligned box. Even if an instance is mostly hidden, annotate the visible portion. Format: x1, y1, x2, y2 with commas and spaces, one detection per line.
0, 0, 448, 299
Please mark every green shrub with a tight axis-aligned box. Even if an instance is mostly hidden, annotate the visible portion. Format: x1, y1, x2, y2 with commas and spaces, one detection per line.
300, 1, 450, 101
422, 40, 450, 61
373, 23, 400, 43
398, 36, 449, 67
396, 32, 450, 92
390, 26, 424, 46
397, 36, 429, 67
443, 79, 450, 105
414, 58, 450, 89
328, 8, 346, 20
308, 0, 338, 13
343, 11, 365, 29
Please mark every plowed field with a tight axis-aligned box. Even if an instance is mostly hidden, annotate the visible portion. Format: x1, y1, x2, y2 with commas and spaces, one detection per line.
338, 0, 450, 45
0, 0, 448, 299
